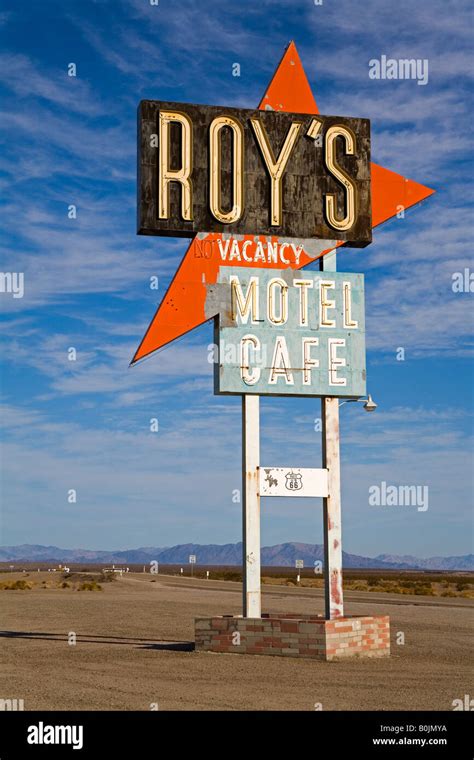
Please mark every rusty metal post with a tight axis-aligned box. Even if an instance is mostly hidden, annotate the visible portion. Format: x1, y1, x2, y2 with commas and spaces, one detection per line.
242, 394, 261, 618
320, 249, 344, 619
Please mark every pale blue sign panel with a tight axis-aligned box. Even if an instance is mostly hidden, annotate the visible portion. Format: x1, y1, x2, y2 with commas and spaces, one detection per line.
213, 266, 366, 398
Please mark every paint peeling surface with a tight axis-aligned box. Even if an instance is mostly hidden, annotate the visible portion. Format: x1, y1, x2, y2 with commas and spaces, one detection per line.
322, 396, 344, 619
216, 266, 366, 397
137, 100, 372, 244
330, 570, 343, 616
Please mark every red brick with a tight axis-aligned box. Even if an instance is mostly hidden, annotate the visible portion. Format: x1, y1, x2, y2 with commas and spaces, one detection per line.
281, 623, 299, 633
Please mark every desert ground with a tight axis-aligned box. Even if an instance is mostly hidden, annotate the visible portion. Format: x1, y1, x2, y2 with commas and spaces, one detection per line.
1, 570, 472, 711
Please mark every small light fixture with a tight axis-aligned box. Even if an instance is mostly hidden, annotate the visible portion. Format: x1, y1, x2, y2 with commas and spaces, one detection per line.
363, 394, 377, 412
339, 394, 378, 412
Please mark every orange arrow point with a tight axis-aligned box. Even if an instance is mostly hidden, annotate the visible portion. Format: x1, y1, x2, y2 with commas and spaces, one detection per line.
371, 163, 434, 228
132, 42, 434, 365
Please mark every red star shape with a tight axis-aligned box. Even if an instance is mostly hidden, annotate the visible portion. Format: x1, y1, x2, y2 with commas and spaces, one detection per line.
132, 41, 434, 364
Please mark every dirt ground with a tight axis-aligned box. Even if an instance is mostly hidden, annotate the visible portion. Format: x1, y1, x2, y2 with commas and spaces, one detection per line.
1, 572, 472, 711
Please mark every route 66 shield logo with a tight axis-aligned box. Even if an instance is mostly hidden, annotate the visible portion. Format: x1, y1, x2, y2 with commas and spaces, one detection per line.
285, 471, 303, 491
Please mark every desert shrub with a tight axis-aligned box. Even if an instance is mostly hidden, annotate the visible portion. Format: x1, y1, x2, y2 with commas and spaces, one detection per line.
348, 582, 368, 591
1, 579, 32, 590
78, 581, 102, 591
98, 572, 115, 583
61, 581, 70, 588
262, 577, 287, 586
414, 585, 435, 595
441, 590, 457, 597
220, 571, 242, 582
66, 572, 110, 585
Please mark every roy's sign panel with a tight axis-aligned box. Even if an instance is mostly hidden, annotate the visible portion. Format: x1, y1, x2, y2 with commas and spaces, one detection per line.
211, 267, 366, 397
137, 100, 372, 245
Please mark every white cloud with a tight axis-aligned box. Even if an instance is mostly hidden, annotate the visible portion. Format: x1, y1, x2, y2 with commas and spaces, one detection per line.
0, 53, 102, 115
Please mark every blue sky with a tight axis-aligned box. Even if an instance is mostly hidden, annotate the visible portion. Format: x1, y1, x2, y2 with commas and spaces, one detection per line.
0, 0, 473, 557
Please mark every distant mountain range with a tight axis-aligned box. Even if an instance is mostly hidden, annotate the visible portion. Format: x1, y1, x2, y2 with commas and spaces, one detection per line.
1, 543, 472, 571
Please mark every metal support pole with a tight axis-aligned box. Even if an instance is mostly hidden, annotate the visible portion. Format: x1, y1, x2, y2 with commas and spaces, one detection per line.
242, 394, 261, 618
320, 249, 344, 619
321, 397, 344, 618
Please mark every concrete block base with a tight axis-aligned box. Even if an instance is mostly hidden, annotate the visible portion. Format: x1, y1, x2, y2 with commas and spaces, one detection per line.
195, 613, 390, 661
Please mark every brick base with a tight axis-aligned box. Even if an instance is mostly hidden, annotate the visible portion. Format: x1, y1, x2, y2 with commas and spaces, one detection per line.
195, 613, 390, 661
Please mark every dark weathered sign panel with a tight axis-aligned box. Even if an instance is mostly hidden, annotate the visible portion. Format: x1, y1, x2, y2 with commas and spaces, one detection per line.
137, 100, 371, 245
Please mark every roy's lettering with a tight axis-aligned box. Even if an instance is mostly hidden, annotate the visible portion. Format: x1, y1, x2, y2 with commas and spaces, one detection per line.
138, 101, 371, 245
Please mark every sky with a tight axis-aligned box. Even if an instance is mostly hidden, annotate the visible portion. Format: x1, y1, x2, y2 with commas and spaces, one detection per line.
0, 0, 473, 557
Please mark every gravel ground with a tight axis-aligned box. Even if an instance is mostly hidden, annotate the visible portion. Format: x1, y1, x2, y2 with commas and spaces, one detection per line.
1, 572, 472, 711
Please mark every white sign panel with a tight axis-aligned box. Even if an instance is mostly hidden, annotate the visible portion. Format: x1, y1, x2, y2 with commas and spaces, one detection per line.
215, 268, 366, 398
295, 559, 304, 569
258, 467, 329, 498
189, 555, 196, 564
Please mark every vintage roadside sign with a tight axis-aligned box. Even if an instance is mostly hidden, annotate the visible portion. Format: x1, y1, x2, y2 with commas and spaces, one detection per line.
138, 100, 371, 245
133, 41, 434, 628
132, 44, 433, 364
295, 559, 304, 569
212, 267, 365, 397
